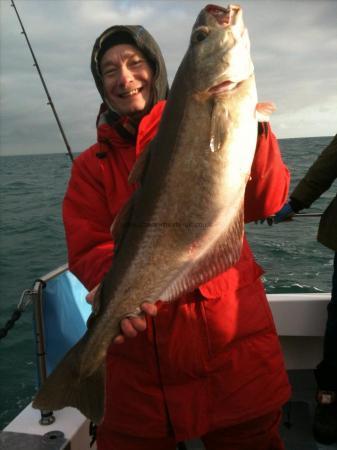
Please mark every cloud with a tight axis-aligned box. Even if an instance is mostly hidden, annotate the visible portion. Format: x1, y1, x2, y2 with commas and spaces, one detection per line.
0, 0, 336, 156
78, 0, 156, 25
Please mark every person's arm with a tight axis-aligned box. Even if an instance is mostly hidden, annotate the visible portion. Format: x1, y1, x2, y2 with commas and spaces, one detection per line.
275, 133, 337, 222
291, 134, 337, 209
63, 149, 115, 291
63, 149, 157, 342
244, 122, 290, 222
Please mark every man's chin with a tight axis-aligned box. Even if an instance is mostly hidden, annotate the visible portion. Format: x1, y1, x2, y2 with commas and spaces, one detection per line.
126, 104, 149, 121
109, 96, 151, 120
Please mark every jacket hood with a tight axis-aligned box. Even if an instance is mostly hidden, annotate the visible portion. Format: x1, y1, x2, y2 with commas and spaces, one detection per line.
91, 25, 169, 119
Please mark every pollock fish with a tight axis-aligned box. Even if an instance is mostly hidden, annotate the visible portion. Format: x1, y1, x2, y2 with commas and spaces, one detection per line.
33, 3, 270, 423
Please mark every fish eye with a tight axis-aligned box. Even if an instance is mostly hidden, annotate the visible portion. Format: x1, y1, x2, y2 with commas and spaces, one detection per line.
192, 27, 209, 43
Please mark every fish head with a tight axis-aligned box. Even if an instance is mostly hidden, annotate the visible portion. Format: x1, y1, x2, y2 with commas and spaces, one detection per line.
188, 3, 254, 95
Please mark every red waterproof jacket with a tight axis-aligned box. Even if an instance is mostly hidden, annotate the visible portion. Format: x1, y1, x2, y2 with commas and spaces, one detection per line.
63, 100, 291, 441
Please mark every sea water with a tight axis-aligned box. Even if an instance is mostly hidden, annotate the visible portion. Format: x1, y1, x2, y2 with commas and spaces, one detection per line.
0, 136, 335, 429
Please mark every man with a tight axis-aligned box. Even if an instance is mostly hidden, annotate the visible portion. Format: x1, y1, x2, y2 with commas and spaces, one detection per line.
275, 134, 337, 445
63, 25, 291, 449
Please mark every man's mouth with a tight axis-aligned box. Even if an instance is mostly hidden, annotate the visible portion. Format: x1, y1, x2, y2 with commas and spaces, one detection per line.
119, 87, 143, 98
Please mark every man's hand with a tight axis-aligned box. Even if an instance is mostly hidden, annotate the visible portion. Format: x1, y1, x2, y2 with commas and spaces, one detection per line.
114, 303, 157, 344
254, 217, 274, 226
86, 284, 100, 304
254, 202, 296, 226
274, 202, 295, 223
86, 286, 157, 344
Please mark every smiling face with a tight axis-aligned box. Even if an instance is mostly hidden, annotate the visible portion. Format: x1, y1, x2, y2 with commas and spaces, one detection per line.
100, 44, 154, 118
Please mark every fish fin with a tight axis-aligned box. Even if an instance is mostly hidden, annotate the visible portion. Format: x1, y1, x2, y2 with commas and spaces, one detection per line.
128, 143, 152, 185
210, 101, 228, 152
256, 102, 276, 122
160, 207, 244, 301
32, 332, 105, 424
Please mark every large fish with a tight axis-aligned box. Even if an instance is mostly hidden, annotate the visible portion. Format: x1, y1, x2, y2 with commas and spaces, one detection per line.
33, 3, 269, 423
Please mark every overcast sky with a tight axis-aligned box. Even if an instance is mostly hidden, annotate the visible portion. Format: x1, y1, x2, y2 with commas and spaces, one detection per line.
0, 0, 336, 156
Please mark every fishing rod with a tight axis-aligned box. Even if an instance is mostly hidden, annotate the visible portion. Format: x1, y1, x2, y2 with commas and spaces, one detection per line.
293, 213, 322, 217
10, 0, 74, 163
261, 212, 323, 225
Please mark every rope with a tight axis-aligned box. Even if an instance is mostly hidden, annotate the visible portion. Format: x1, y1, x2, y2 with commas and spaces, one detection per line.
0, 288, 34, 340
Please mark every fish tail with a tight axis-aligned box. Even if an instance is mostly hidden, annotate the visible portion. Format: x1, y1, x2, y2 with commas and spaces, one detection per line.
32, 334, 105, 424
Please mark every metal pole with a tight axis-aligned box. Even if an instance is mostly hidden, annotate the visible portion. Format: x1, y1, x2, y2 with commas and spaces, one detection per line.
294, 213, 322, 217
33, 280, 55, 425
269, 213, 323, 220
10, 0, 74, 163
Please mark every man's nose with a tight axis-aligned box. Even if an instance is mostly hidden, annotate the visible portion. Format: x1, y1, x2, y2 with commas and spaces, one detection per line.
118, 66, 134, 86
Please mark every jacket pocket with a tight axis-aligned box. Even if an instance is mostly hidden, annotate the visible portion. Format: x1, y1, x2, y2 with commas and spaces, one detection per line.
200, 278, 274, 357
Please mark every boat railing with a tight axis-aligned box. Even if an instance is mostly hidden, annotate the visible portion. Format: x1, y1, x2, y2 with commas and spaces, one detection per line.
32, 264, 90, 425
34, 263, 69, 390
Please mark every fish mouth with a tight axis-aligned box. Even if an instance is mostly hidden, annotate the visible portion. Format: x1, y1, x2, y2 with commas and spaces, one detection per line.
205, 4, 239, 26
208, 80, 238, 95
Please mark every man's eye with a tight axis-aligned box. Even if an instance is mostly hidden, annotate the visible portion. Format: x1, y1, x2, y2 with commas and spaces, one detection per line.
130, 59, 143, 67
103, 68, 117, 76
